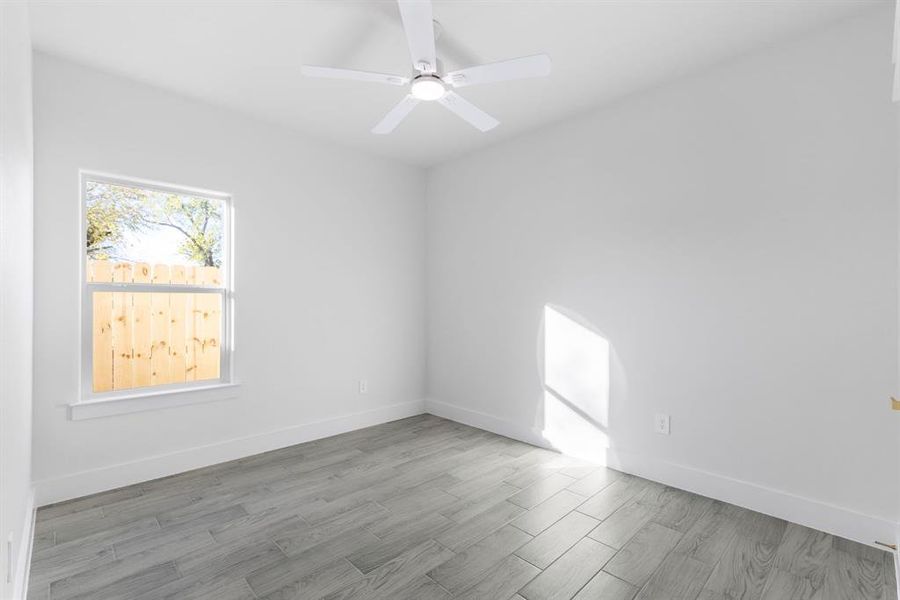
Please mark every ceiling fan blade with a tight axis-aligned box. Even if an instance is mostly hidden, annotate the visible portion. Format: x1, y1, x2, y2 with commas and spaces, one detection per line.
437, 92, 499, 132
444, 54, 552, 88
301, 66, 409, 86
372, 95, 421, 134
397, 0, 437, 73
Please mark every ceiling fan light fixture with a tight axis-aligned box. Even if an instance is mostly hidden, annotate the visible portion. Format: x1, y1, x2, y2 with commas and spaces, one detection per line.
410, 75, 446, 101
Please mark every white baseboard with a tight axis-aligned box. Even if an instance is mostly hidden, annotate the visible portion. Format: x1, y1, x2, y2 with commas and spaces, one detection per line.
12, 487, 35, 600
426, 398, 550, 449
425, 398, 897, 547
894, 525, 900, 598
35, 400, 425, 506
606, 449, 896, 548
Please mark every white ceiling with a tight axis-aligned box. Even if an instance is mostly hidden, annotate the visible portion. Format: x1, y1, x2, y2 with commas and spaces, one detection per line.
31, 0, 884, 167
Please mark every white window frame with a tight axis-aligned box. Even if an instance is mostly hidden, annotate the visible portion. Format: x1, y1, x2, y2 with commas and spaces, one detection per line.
73, 170, 237, 419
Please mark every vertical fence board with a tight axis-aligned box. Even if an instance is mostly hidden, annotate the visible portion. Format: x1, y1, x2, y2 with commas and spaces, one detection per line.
89, 260, 114, 283
184, 294, 197, 382
90, 260, 115, 392
111, 262, 134, 390
169, 265, 186, 284
151, 264, 170, 285
133, 262, 151, 283
183, 266, 199, 381
203, 266, 222, 287
169, 266, 189, 383
195, 267, 221, 381
131, 263, 153, 387
151, 294, 172, 385
151, 264, 171, 386
88, 260, 113, 283
92, 291, 114, 392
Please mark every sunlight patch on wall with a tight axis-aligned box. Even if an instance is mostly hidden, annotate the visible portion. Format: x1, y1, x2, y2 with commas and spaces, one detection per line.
542, 305, 610, 464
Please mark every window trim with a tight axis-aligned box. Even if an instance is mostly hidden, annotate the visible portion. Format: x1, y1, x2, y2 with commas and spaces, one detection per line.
68, 382, 242, 420
75, 170, 235, 415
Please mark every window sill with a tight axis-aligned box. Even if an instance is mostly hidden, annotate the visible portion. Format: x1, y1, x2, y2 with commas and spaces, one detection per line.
69, 382, 241, 420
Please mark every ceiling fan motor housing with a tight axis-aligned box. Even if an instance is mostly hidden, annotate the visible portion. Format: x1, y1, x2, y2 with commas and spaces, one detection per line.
411, 74, 446, 101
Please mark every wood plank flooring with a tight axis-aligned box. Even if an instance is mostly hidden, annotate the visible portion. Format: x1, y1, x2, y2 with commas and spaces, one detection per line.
27, 415, 896, 600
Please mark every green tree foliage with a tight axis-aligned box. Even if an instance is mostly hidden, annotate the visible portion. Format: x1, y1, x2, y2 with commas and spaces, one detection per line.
144, 195, 222, 267
85, 182, 223, 267
85, 183, 148, 260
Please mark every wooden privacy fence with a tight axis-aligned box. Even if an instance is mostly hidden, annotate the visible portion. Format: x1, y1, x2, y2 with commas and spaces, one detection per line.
88, 260, 222, 393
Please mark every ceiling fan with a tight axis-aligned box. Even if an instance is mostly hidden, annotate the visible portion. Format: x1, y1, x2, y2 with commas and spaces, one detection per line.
301, 0, 552, 134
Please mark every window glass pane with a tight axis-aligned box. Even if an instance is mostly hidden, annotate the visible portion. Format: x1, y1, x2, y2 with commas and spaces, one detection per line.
85, 180, 224, 284
92, 291, 222, 392
86, 260, 222, 287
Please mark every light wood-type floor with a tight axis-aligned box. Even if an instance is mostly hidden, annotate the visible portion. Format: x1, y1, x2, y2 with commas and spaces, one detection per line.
28, 415, 896, 600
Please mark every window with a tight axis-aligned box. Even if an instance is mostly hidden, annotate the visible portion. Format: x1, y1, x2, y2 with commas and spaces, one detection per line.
81, 173, 232, 401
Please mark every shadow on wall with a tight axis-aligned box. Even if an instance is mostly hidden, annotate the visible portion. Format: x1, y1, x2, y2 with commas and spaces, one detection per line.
538, 304, 625, 464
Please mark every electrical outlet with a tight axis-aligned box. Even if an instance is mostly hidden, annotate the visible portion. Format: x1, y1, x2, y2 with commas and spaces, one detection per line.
358, 379, 368, 394
654, 413, 670, 435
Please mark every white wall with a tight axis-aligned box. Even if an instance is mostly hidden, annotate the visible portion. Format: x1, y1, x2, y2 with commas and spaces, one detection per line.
426, 8, 899, 543
32, 54, 426, 503
0, 2, 35, 597
28, 2, 900, 549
